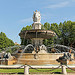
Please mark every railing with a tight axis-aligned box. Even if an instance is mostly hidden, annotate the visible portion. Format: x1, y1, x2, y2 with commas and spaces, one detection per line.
0, 64, 75, 75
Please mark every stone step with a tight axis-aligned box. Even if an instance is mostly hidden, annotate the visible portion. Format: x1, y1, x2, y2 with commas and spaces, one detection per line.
18, 56, 34, 59
17, 59, 59, 65
17, 55, 60, 60
17, 59, 56, 60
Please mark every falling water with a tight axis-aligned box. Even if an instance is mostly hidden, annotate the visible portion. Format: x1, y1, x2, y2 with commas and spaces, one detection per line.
17, 44, 34, 64
36, 31, 37, 38
1, 45, 21, 54
23, 31, 27, 45
47, 44, 75, 53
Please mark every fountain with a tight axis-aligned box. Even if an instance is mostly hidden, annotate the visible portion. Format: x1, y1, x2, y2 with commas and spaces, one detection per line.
19, 10, 56, 52
0, 10, 75, 65
15, 10, 75, 65
16, 10, 64, 65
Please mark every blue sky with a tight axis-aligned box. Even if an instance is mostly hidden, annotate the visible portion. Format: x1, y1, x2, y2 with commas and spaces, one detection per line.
0, 0, 75, 44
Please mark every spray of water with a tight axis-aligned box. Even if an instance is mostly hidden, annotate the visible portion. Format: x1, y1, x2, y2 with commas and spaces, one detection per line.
17, 44, 34, 64
47, 44, 75, 53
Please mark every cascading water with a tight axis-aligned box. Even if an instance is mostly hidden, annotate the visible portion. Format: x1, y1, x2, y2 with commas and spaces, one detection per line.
47, 44, 75, 53
17, 44, 34, 64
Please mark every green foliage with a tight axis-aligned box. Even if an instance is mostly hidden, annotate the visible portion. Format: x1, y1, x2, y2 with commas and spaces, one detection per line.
44, 22, 50, 30
6, 48, 12, 54
20, 21, 75, 48
0, 49, 2, 52
51, 23, 61, 37
21, 25, 32, 32
6, 46, 20, 54
0, 32, 14, 49
61, 21, 75, 47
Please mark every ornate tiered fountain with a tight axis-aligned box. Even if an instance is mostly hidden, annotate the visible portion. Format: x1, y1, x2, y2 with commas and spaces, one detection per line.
17, 10, 75, 65
19, 10, 56, 53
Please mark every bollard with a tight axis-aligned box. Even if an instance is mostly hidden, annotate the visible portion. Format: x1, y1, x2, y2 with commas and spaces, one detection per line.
24, 65, 29, 75
61, 65, 67, 75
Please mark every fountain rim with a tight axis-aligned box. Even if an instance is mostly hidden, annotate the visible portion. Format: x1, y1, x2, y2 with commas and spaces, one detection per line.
20, 29, 55, 32
19, 29, 56, 39
19, 29, 56, 35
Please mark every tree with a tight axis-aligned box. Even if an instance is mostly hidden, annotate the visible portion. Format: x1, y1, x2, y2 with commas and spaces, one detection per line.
44, 22, 50, 30
50, 23, 61, 44
51, 23, 61, 37
61, 21, 75, 47
71, 22, 75, 47
57, 22, 64, 44
21, 25, 32, 32
0, 32, 14, 49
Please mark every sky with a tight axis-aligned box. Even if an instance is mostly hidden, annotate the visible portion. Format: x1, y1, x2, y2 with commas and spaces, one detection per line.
0, 0, 75, 44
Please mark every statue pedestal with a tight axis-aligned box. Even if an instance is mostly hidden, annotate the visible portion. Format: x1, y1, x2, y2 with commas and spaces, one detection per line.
31, 38, 43, 46
38, 50, 47, 54
32, 22, 42, 29
0, 59, 17, 65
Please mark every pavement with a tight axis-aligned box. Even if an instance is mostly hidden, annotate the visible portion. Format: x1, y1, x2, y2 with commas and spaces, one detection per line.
0, 73, 75, 75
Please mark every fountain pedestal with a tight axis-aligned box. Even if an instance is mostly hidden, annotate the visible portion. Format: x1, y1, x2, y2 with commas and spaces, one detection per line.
0, 59, 17, 65
32, 22, 42, 29
31, 38, 43, 47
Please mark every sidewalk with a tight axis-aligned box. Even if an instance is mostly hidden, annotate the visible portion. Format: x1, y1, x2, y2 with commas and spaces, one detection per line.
2, 73, 75, 75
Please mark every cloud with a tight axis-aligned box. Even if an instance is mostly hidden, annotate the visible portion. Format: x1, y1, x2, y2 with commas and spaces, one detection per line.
20, 17, 32, 23
45, 1, 69, 9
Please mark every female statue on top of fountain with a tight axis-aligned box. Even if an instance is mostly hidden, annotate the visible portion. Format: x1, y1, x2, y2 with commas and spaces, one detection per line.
33, 10, 41, 23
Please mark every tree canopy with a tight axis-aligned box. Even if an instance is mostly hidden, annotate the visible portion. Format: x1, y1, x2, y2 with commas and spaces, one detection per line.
0, 32, 14, 49
20, 21, 75, 48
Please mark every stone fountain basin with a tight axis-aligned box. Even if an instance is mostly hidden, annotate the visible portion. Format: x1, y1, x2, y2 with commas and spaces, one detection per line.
15, 53, 75, 65
19, 29, 56, 39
